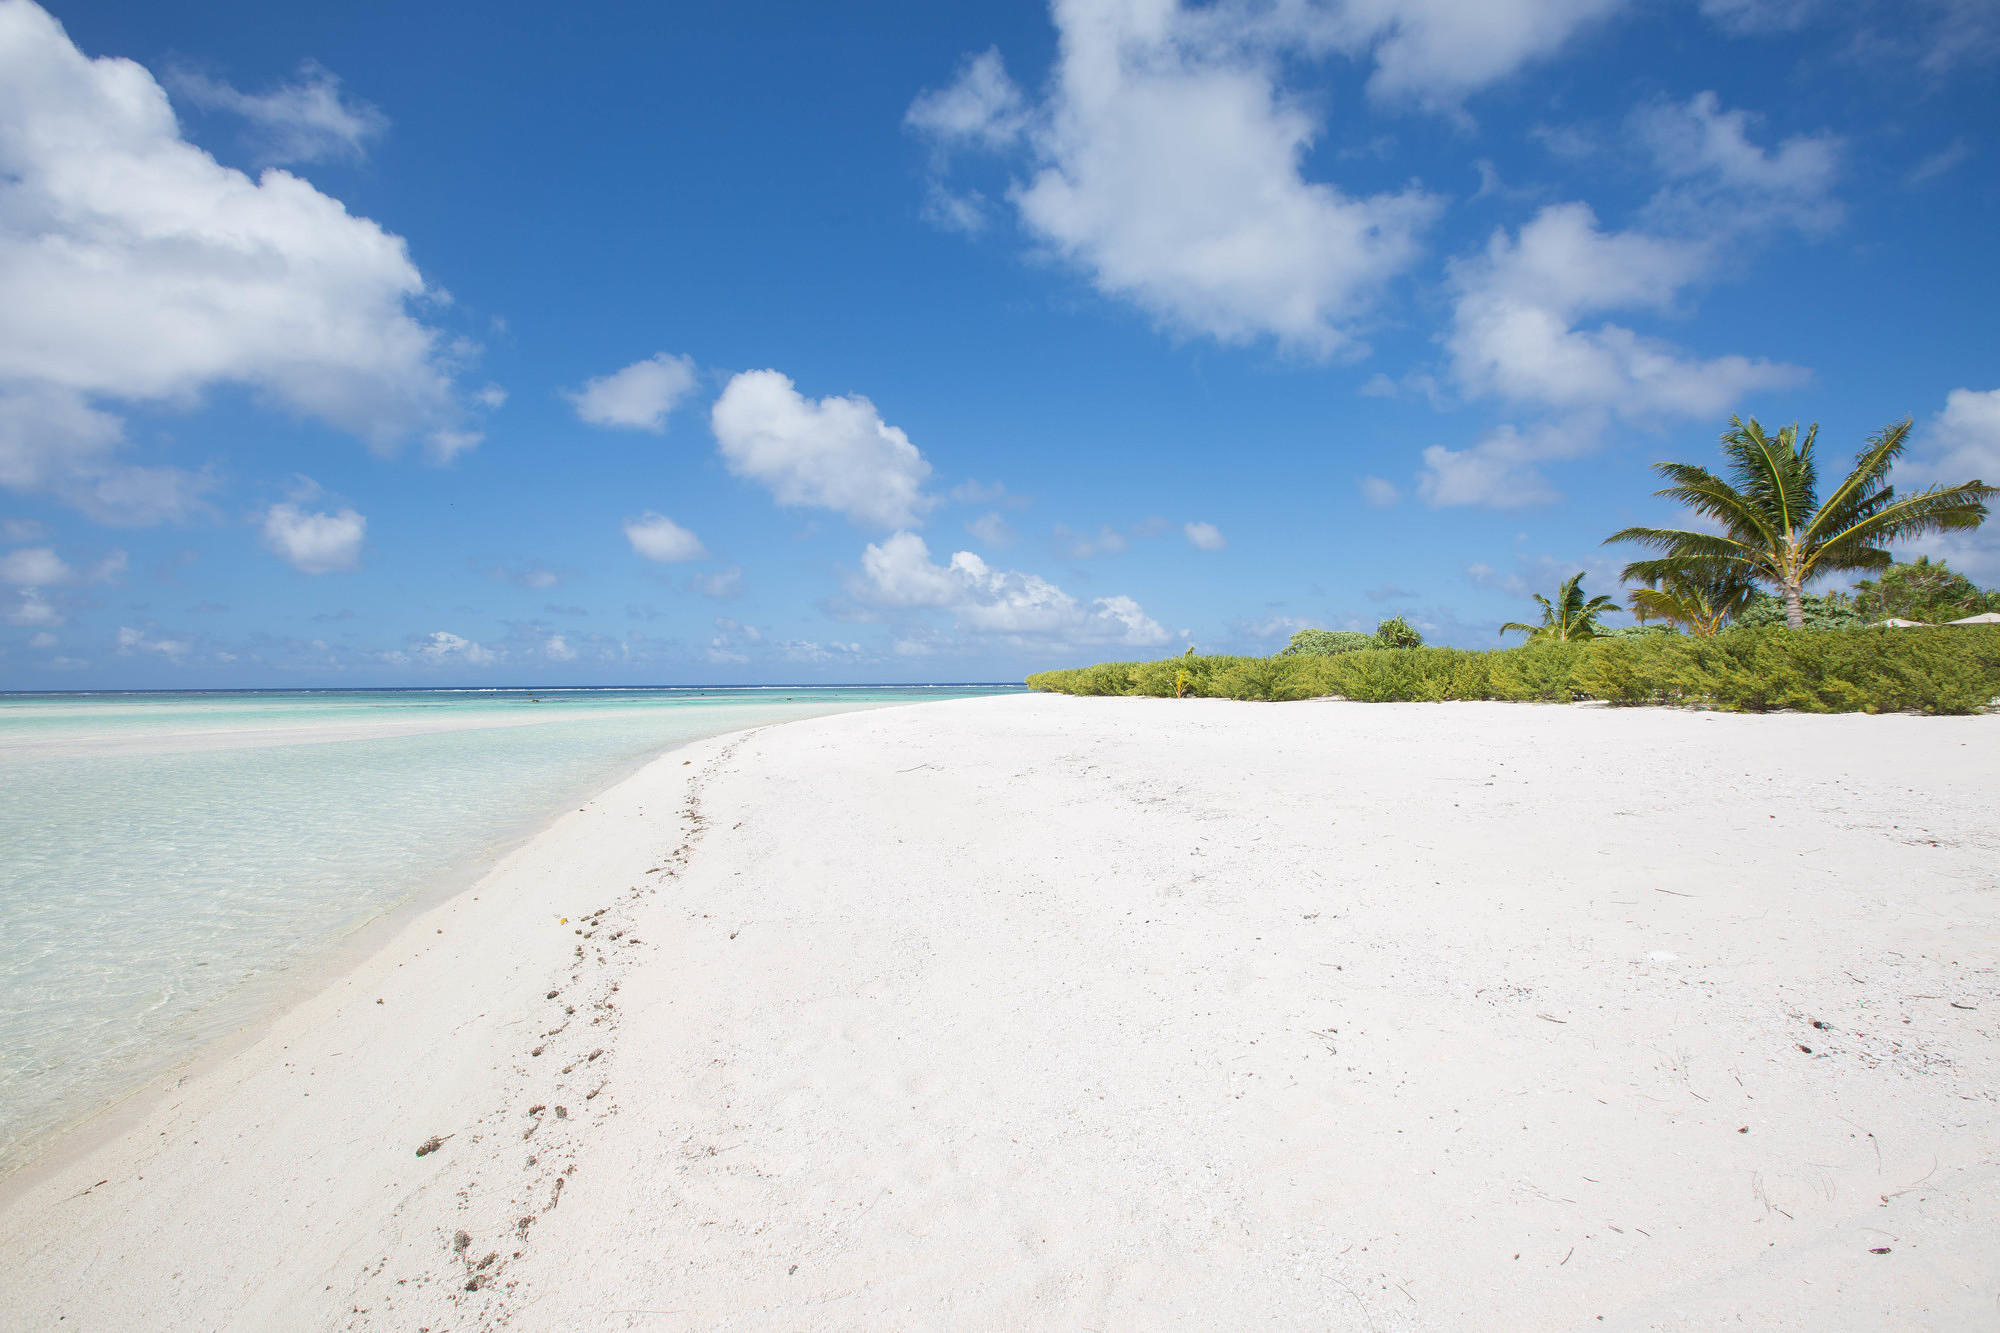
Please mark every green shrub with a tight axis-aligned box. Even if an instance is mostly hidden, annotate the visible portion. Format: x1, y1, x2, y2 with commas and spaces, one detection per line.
1025, 626, 2000, 715
1371, 616, 1425, 649
1733, 591, 1863, 630
1279, 628, 1375, 657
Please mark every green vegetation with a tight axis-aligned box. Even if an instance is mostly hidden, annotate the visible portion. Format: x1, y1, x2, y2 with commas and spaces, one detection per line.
1853, 555, 2000, 624
1279, 617, 1426, 656
1279, 628, 1374, 657
1499, 573, 1617, 642
1032, 412, 1998, 716
1608, 416, 1995, 629
1371, 615, 1424, 649
1733, 589, 1862, 631
1627, 564, 1755, 636
1026, 627, 2000, 715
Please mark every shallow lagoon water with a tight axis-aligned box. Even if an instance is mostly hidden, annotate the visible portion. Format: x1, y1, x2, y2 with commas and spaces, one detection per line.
0, 686, 1015, 1173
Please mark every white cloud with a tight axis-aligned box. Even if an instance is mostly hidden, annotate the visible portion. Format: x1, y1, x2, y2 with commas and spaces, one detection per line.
1184, 520, 1226, 551
168, 60, 387, 164
28, 630, 54, 649
1633, 92, 1842, 232
1315, 0, 1628, 107
1418, 425, 1572, 508
260, 502, 365, 573
5, 587, 59, 625
0, 545, 72, 585
0, 542, 124, 586
623, 512, 706, 563
415, 631, 496, 666
1359, 475, 1401, 507
782, 639, 864, 664
0, 2, 470, 521
904, 48, 1026, 150
1925, 387, 2000, 480
543, 634, 577, 662
857, 530, 1168, 646
711, 370, 933, 529
115, 625, 190, 659
2, 518, 44, 541
567, 353, 698, 432
1446, 203, 1806, 420
912, 0, 1439, 355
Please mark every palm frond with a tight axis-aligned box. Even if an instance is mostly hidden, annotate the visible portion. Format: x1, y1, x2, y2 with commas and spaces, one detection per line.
1649, 466, 1775, 544
1720, 417, 1814, 538
1804, 481, 1997, 575
1802, 418, 1910, 543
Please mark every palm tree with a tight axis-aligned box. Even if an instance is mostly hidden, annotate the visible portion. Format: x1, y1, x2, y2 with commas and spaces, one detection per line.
1500, 572, 1619, 641
1607, 416, 1995, 630
1627, 564, 1756, 637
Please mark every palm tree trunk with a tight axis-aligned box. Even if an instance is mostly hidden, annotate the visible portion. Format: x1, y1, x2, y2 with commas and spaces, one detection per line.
1784, 582, 1805, 630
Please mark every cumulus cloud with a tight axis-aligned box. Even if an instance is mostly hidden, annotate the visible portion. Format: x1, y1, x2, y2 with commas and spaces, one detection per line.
168, 60, 387, 164
1183, 521, 1226, 551
414, 630, 496, 666
29, 629, 54, 649
711, 370, 933, 529
543, 634, 577, 662
1446, 203, 1806, 421
567, 353, 698, 432
909, 0, 1440, 355
857, 530, 1168, 646
260, 502, 365, 573
0, 2, 472, 521
1925, 387, 2000, 480
623, 512, 706, 563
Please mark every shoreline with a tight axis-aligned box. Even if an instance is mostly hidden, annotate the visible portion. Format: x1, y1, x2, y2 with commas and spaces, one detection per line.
3, 695, 1996, 1329
0, 715, 773, 1198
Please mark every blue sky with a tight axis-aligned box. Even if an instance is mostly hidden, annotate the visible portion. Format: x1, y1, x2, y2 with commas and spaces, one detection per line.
1, 0, 1995, 687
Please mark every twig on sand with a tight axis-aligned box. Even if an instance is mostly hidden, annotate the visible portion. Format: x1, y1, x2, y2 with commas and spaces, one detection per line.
1881, 1157, 1938, 1202
1653, 887, 1695, 898
1560, 1247, 1574, 1265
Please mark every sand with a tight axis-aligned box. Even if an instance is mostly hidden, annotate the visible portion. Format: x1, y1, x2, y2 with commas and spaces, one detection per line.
2, 694, 1996, 1331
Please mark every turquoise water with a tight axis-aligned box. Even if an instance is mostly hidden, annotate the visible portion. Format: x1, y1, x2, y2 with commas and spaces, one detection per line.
0, 685, 1016, 1173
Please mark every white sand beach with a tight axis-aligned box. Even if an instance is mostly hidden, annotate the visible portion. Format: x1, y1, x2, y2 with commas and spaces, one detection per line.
2, 694, 1996, 1331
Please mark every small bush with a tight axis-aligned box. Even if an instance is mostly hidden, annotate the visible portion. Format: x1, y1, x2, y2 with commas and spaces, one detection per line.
1279, 628, 1375, 657
1372, 616, 1425, 649
1733, 591, 1863, 631
1024, 626, 2000, 715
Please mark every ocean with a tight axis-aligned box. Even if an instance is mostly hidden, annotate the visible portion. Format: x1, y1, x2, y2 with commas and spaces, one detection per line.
0, 685, 1017, 1174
